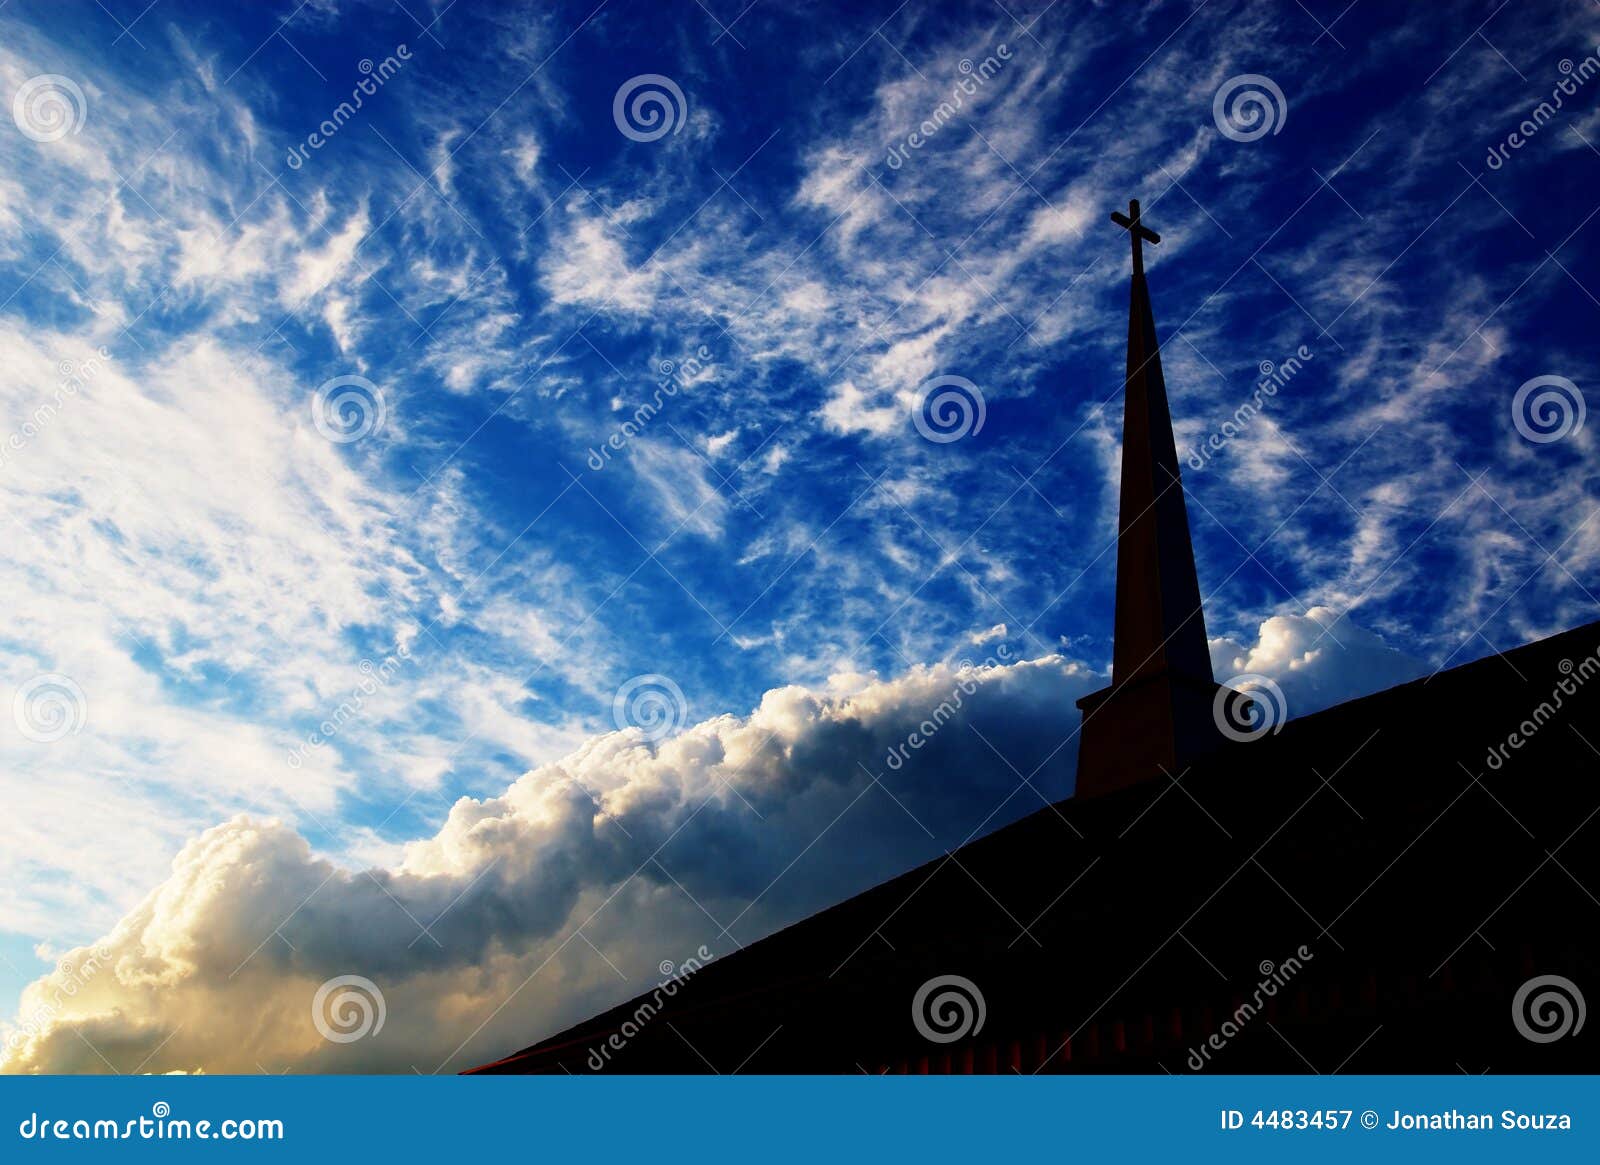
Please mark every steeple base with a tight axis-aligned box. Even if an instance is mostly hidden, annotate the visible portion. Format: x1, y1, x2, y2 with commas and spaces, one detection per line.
1074, 670, 1234, 798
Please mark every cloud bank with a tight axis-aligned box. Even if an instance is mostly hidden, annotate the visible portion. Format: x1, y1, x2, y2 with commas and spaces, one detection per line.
2, 608, 1424, 1074
3, 654, 1092, 1073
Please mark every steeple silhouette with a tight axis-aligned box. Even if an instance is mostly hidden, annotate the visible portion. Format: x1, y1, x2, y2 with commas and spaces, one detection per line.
1075, 200, 1229, 797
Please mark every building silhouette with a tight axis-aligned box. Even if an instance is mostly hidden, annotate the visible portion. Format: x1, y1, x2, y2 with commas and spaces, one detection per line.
470, 201, 1599, 1074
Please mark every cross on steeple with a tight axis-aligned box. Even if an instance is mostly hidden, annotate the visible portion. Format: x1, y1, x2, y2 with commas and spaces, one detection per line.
1110, 198, 1160, 275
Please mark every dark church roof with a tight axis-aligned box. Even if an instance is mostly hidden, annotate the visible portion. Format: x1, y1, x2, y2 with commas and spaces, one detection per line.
471, 199, 1598, 1074
471, 617, 1600, 1074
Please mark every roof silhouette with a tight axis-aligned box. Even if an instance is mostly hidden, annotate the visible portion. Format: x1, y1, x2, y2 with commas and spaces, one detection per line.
471, 618, 1600, 1073
469, 199, 1600, 1075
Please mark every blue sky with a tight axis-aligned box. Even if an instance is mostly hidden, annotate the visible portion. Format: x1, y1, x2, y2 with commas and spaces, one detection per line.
0, 0, 1597, 1072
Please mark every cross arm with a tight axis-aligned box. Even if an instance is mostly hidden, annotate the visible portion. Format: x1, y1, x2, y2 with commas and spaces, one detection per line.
1110, 210, 1160, 245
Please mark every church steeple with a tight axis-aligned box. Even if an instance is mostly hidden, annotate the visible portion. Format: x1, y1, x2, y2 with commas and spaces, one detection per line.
1075, 200, 1229, 798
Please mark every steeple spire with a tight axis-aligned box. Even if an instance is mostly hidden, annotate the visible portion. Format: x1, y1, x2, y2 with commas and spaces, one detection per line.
1075, 199, 1229, 798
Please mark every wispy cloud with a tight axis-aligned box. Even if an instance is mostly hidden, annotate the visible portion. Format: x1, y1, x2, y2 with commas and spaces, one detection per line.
0, 0, 1595, 1071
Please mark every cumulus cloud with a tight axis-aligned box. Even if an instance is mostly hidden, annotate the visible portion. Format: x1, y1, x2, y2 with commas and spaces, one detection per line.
2, 0, 1589, 1082
2, 654, 1096, 1074
1209, 606, 1429, 719
1, 604, 1434, 1076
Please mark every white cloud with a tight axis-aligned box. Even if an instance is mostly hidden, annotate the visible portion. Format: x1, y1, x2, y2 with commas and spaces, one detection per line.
820, 379, 901, 437
283, 208, 371, 306
628, 438, 730, 540
1, 655, 1092, 1074
1209, 606, 1428, 718
0, 605, 1437, 1074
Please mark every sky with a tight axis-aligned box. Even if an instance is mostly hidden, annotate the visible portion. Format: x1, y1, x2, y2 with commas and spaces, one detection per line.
0, 0, 1596, 1073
